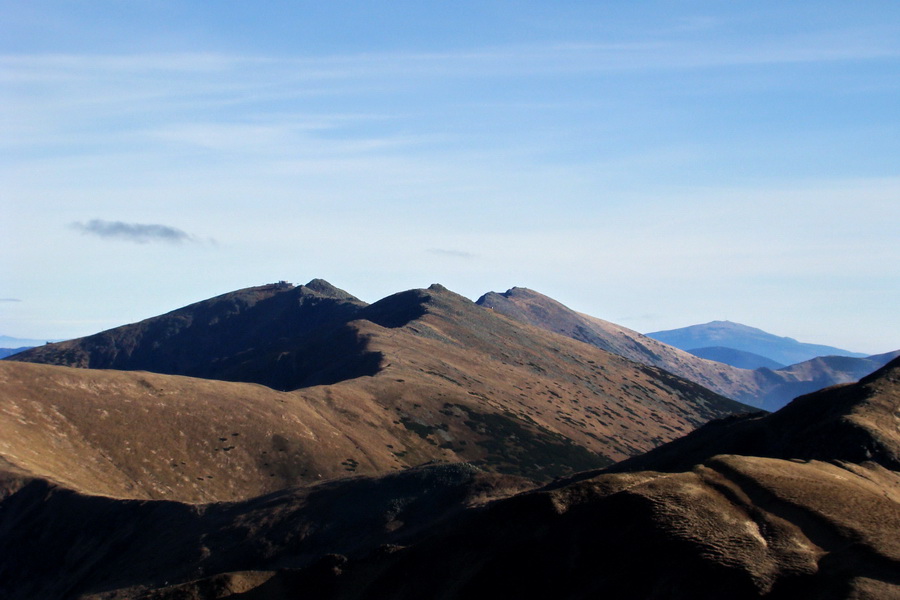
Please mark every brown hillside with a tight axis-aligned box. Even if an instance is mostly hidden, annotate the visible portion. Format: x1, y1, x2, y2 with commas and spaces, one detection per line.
165, 359, 900, 599
0, 464, 531, 600
597, 355, 900, 475
477, 286, 898, 410
0, 284, 750, 503
478, 287, 765, 400
2, 361, 898, 598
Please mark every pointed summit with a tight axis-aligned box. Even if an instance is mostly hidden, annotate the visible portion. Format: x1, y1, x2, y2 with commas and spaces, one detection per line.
8, 280, 371, 389
300, 278, 361, 302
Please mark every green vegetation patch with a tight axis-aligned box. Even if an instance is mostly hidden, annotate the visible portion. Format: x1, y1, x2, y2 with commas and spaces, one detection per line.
399, 416, 440, 440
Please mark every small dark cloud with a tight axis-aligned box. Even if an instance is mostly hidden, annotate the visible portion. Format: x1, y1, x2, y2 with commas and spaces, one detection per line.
428, 248, 477, 259
71, 219, 197, 244
0, 298, 21, 302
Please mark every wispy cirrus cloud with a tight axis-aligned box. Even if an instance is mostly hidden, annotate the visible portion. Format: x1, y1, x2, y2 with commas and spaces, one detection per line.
428, 248, 477, 259
0, 298, 22, 302
70, 219, 198, 244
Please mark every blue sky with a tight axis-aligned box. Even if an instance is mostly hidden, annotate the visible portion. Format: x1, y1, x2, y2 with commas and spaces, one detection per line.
2, 1, 898, 353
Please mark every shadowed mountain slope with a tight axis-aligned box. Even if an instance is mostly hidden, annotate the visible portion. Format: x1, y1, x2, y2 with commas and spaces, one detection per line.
3, 360, 898, 599
0, 464, 531, 600
1, 283, 751, 503
477, 287, 898, 410
601, 355, 900, 475
187, 358, 900, 599
8, 280, 375, 390
647, 320, 867, 365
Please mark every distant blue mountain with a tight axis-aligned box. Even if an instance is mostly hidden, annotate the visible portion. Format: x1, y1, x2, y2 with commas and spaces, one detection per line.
0, 347, 32, 359
686, 346, 785, 370
646, 321, 867, 366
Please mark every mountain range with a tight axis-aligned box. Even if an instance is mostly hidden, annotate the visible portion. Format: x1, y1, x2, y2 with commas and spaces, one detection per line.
11, 283, 892, 412
2, 279, 898, 598
476, 287, 897, 410
2, 281, 749, 501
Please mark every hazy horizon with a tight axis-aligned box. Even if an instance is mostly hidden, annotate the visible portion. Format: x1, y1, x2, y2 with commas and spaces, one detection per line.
3, 2, 898, 354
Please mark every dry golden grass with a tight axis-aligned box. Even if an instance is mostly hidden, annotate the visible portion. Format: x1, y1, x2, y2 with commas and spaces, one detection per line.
479, 287, 898, 411
1, 354, 898, 598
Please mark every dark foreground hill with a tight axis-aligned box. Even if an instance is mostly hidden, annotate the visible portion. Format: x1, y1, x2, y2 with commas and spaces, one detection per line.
2, 358, 898, 599
477, 287, 898, 410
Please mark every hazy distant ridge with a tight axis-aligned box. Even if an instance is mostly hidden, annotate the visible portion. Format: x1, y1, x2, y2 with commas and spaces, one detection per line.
646, 320, 867, 365
478, 288, 896, 410
686, 346, 785, 370
0, 347, 31, 359
0, 335, 58, 349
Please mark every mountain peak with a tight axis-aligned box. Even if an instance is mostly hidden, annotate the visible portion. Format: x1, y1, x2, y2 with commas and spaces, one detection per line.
475, 287, 538, 304
7, 280, 371, 389
503, 286, 538, 297
299, 278, 361, 302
